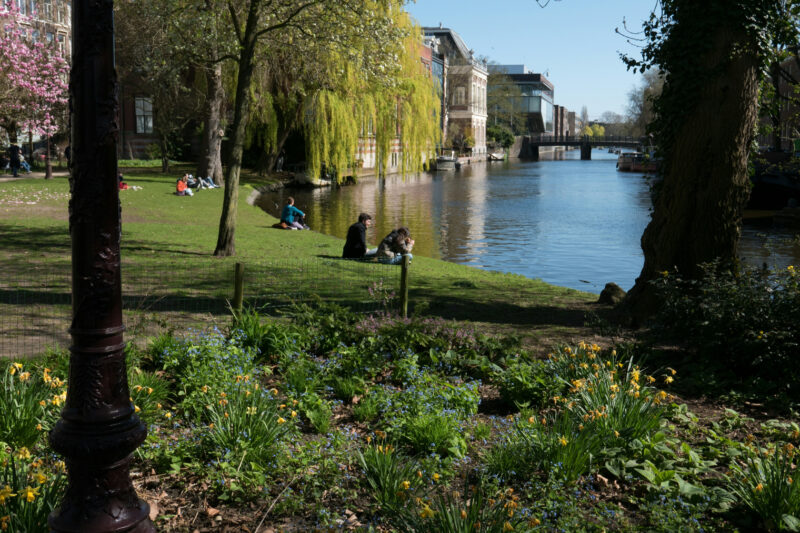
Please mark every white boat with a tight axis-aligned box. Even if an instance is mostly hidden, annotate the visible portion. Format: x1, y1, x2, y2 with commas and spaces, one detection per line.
488, 152, 506, 161
436, 151, 458, 171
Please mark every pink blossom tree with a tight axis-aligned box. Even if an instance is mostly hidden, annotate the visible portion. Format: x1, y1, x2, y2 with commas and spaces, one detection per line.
0, 3, 69, 178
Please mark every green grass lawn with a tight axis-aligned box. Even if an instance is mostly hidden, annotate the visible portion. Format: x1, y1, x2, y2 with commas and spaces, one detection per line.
0, 167, 600, 356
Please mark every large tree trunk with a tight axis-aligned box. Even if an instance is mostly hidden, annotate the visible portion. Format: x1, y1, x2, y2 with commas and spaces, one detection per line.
624, 26, 760, 319
214, 3, 260, 257
197, 63, 224, 185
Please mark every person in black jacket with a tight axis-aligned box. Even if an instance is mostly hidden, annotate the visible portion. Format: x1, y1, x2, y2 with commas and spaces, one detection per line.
342, 212, 373, 258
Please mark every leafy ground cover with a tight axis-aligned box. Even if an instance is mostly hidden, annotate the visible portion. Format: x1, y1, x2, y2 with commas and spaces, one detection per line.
2, 304, 798, 532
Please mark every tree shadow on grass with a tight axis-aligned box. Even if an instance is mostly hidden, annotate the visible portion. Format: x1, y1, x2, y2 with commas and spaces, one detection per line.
414, 290, 593, 327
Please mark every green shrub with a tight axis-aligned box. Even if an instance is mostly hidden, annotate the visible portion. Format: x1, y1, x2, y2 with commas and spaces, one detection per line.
156, 331, 259, 419
728, 443, 800, 531
202, 381, 293, 465
300, 393, 333, 434
357, 442, 421, 508
386, 479, 526, 533
0, 363, 64, 448
128, 368, 171, 424
330, 376, 365, 403
652, 262, 800, 396
496, 358, 551, 407
0, 449, 67, 532
402, 413, 466, 458
488, 410, 604, 484
230, 306, 306, 364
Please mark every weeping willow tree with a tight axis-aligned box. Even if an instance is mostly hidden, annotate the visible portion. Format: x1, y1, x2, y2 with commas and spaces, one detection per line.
302, 12, 441, 182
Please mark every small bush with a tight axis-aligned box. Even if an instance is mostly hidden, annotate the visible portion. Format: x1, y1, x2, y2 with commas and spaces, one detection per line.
387, 480, 526, 533
728, 443, 800, 531
357, 442, 421, 508
0, 363, 65, 448
402, 413, 466, 458
0, 450, 67, 532
202, 381, 292, 465
652, 262, 800, 396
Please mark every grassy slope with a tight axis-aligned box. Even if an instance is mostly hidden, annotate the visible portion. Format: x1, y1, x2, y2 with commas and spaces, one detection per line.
0, 168, 600, 349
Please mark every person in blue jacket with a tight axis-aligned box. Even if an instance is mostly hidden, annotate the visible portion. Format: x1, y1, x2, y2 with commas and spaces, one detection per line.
280, 197, 308, 229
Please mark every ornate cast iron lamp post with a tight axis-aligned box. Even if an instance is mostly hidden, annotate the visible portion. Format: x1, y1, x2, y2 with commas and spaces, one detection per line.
48, 2, 155, 531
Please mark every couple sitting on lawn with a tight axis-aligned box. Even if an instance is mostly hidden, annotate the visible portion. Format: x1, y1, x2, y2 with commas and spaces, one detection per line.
342, 213, 413, 265
176, 173, 219, 196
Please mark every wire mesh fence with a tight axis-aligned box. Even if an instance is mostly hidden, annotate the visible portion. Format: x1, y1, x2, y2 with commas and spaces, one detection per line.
1, 257, 403, 359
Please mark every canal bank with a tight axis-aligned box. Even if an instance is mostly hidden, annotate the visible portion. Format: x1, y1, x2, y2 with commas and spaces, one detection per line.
253, 150, 800, 294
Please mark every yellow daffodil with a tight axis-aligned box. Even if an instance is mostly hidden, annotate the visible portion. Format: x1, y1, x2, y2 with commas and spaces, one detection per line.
528, 416, 536, 424
419, 504, 435, 519
277, 417, 286, 424
461, 509, 467, 519
34, 471, 47, 485
0, 486, 16, 505
18, 371, 30, 381
36, 424, 43, 431
559, 436, 568, 446
432, 473, 440, 482
614, 430, 620, 438
503, 521, 515, 531
401, 480, 410, 490
156, 403, 162, 409
246, 407, 257, 415
208, 423, 215, 429
22, 485, 39, 502
201, 385, 209, 393
146, 387, 153, 395
223, 412, 229, 418
165, 412, 172, 419
16, 447, 31, 460
270, 388, 278, 395
755, 483, 763, 492
291, 410, 297, 418
134, 405, 140, 413
665, 376, 674, 384
39, 400, 46, 407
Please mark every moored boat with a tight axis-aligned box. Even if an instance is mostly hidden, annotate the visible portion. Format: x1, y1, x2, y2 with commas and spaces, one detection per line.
436, 150, 458, 171
616, 152, 637, 171
488, 151, 506, 161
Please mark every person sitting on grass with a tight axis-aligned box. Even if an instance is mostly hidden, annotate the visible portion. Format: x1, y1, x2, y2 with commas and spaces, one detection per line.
343, 212, 375, 259
376, 226, 413, 265
176, 175, 192, 196
280, 197, 309, 230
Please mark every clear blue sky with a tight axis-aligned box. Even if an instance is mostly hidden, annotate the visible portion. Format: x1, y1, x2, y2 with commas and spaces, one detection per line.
404, 0, 655, 120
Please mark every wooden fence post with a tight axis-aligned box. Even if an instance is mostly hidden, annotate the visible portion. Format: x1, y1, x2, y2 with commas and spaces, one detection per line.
400, 255, 409, 318
233, 262, 244, 314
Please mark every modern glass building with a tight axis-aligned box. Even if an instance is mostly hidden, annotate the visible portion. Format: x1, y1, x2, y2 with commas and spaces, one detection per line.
489, 65, 555, 134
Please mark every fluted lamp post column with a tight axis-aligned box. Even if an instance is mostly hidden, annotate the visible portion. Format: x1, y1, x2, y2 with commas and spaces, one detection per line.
48, 1, 155, 531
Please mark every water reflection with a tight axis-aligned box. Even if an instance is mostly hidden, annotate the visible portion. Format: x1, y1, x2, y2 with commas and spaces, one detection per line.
255, 149, 800, 293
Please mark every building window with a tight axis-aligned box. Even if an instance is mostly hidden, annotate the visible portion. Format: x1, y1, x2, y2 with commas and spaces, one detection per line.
135, 97, 154, 134
16, 0, 26, 14
57, 33, 65, 55
43, 0, 53, 19
455, 86, 465, 106
46, 32, 54, 43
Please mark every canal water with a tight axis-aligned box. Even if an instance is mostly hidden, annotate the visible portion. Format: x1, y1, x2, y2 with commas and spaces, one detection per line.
256, 149, 800, 293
